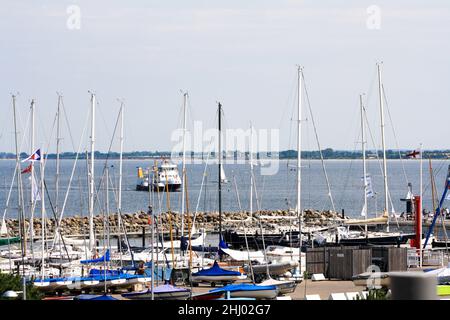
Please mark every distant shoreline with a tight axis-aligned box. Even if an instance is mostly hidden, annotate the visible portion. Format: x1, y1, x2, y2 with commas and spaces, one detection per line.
1, 149, 449, 161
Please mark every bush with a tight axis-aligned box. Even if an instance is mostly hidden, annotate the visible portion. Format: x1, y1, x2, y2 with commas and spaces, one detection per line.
354, 288, 389, 300
0, 273, 43, 300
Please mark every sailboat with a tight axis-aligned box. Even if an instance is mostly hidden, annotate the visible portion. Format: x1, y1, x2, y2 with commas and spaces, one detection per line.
122, 283, 191, 300
0, 219, 20, 245
220, 165, 228, 184
339, 64, 415, 245
209, 283, 278, 300
190, 261, 246, 285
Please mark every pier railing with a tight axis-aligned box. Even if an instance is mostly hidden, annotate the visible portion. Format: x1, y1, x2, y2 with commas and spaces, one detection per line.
407, 248, 445, 268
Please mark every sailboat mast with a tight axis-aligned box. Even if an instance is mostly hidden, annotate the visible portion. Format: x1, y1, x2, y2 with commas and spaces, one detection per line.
30, 99, 35, 259
40, 149, 45, 280
118, 101, 124, 265
56, 95, 61, 227
419, 143, 423, 266
249, 123, 253, 219
218, 102, 223, 237
89, 92, 96, 253
297, 67, 303, 265
360, 94, 368, 235
12, 94, 26, 300
377, 63, 389, 230
180, 92, 188, 238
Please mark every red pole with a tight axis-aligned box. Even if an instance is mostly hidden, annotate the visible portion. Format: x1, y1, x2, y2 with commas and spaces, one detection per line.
414, 195, 421, 250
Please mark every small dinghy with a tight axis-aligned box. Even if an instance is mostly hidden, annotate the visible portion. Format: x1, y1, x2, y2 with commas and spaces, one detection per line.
425, 264, 450, 285
190, 291, 225, 300
191, 261, 246, 285
244, 261, 294, 276
122, 284, 191, 300
352, 271, 390, 287
258, 278, 297, 295
210, 283, 278, 300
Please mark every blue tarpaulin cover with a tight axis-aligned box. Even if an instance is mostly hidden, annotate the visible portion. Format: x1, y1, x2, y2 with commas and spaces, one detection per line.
75, 294, 118, 300
191, 261, 241, 277
80, 249, 110, 264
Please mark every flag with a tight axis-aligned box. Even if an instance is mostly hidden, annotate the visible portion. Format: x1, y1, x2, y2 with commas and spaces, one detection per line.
21, 149, 41, 162
31, 173, 41, 202
21, 164, 32, 174
362, 174, 375, 198
406, 150, 420, 159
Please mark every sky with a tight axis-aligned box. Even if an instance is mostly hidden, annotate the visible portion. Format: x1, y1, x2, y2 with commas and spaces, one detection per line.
0, 0, 449, 154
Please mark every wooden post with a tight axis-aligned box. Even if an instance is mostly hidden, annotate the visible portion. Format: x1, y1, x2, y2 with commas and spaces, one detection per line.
142, 226, 146, 247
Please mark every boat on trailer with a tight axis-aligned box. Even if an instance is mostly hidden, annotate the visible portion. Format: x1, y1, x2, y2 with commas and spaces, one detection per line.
210, 283, 278, 299
258, 278, 297, 295
191, 261, 246, 285
244, 261, 295, 277
122, 284, 191, 300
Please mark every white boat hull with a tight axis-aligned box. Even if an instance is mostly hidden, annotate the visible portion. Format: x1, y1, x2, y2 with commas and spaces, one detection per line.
230, 289, 278, 299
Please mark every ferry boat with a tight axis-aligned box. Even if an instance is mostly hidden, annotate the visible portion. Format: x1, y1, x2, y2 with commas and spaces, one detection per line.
136, 160, 182, 192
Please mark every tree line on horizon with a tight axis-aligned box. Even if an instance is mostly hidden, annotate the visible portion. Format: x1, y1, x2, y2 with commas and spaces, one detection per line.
1, 148, 449, 160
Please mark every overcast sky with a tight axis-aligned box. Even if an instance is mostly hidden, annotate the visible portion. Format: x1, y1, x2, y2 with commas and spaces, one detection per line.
0, 0, 449, 153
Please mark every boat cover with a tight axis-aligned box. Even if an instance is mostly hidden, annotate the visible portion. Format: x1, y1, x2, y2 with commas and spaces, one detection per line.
122, 284, 190, 297
34, 272, 144, 283
75, 294, 118, 300
210, 283, 277, 293
153, 284, 190, 293
80, 249, 110, 264
191, 261, 241, 277
0, 236, 20, 246
88, 268, 121, 277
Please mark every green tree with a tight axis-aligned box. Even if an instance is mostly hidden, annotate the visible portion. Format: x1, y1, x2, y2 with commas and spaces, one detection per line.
0, 273, 43, 300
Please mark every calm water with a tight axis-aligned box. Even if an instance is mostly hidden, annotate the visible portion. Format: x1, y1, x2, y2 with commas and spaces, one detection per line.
1, 158, 449, 220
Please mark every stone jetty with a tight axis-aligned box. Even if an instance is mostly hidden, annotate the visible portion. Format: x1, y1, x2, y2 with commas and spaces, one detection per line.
3, 209, 346, 237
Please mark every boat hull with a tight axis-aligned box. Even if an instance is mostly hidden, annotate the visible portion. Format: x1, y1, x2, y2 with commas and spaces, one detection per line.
229, 289, 277, 299
124, 290, 190, 300
339, 233, 415, 246
136, 183, 181, 192
258, 280, 297, 295
245, 262, 294, 276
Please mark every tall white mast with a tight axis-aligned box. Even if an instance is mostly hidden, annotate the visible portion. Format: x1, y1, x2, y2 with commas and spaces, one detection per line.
30, 99, 36, 259
377, 63, 389, 231
249, 122, 254, 219
360, 94, 368, 236
13, 94, 26, 299
297, 66, 303, 270
56, 95, 61, 230
89, 92, 96, 253
180, 92, 188, 238
419, 143, 423, 267
40, 149, 45, 280
118, 101, 124, 265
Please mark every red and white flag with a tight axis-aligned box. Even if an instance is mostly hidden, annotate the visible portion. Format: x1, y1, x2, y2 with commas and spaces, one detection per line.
21, 149, 41, 162
21, 164, 32, 174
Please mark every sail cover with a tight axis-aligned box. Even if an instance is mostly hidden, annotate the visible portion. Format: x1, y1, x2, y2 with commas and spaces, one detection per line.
80, 249, 110, 264
191, 261, 241, 277
210, 283, 276, 293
